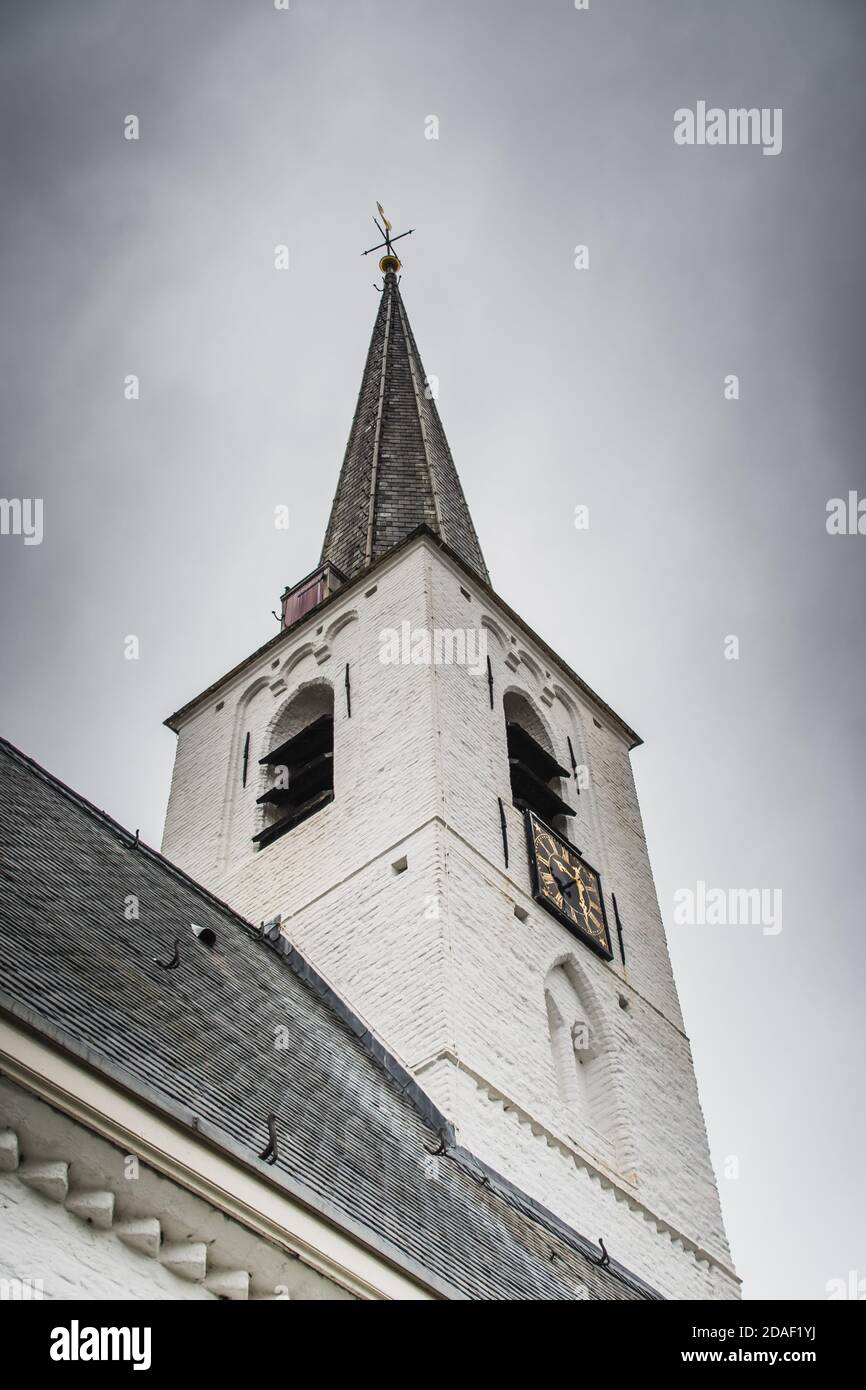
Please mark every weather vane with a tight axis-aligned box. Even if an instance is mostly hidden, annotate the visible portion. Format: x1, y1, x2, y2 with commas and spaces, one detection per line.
362, 202, 414, 275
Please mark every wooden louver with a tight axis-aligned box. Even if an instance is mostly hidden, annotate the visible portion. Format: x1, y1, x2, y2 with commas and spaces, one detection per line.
253, 714, 334, 848
506, 720, 575, 822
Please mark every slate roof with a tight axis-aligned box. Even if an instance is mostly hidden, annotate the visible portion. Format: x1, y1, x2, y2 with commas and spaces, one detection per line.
0, 738, 658, 1300
319, 272, 489, 584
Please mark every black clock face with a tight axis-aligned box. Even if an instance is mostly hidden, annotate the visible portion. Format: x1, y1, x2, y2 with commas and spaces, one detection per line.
525, 812, 613, 960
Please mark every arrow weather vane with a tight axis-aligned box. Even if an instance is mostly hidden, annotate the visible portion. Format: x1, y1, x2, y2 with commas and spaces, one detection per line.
362, 202, 414, 274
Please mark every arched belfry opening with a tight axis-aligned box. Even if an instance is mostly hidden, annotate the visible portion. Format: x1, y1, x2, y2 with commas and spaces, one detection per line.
254, 682, 334, 850
503, 690, 574, 832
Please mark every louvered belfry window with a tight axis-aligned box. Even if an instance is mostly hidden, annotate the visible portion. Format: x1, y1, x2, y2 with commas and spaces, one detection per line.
506, 720, 575, 825
253, 713, 334, 849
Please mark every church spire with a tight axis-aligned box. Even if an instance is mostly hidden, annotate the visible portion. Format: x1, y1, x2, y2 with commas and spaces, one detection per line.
320, 252, 489, 585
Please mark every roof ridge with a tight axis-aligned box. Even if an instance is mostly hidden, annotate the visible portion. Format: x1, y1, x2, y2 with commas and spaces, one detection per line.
362, 274, 394, 568
0, 735, 255, 931
397, 290, 489, 571
394, 287, 445, 537
0, 734, 453, 1141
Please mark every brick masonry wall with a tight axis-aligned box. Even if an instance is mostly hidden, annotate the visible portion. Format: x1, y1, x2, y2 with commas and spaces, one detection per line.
162, 536, 738, 1300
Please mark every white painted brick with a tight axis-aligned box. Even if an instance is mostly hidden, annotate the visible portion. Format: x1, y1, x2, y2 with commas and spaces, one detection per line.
0, 1178, 214, 1301
65, 1189, 115, 1230
160, 1241, 207, 1282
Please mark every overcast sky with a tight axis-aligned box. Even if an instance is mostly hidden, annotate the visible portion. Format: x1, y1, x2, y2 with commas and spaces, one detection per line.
1, 0, 864, 1300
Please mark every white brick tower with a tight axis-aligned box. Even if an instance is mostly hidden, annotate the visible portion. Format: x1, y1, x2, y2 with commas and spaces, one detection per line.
162, 258, 739, 1300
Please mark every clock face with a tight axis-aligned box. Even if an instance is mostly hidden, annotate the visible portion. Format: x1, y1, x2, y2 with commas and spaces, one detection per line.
525, 812, 613, 960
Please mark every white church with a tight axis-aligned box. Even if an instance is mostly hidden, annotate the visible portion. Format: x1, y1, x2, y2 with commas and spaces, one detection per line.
0, 241, 739, 1300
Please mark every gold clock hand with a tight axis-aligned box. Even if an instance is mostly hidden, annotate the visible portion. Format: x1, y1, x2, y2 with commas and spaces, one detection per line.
574, 875, 589, 915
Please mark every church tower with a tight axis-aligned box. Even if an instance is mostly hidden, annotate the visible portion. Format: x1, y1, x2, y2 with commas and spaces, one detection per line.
162, 247, 739, 1301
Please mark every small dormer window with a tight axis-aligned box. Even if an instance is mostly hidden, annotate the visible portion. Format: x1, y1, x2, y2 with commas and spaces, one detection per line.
254, 688, 334, 849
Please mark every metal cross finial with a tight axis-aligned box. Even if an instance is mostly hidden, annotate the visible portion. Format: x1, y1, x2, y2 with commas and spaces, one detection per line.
362, 202, 414, 272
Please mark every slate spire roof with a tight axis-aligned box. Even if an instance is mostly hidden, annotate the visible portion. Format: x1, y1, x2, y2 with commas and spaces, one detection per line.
320, 271, 489, 584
